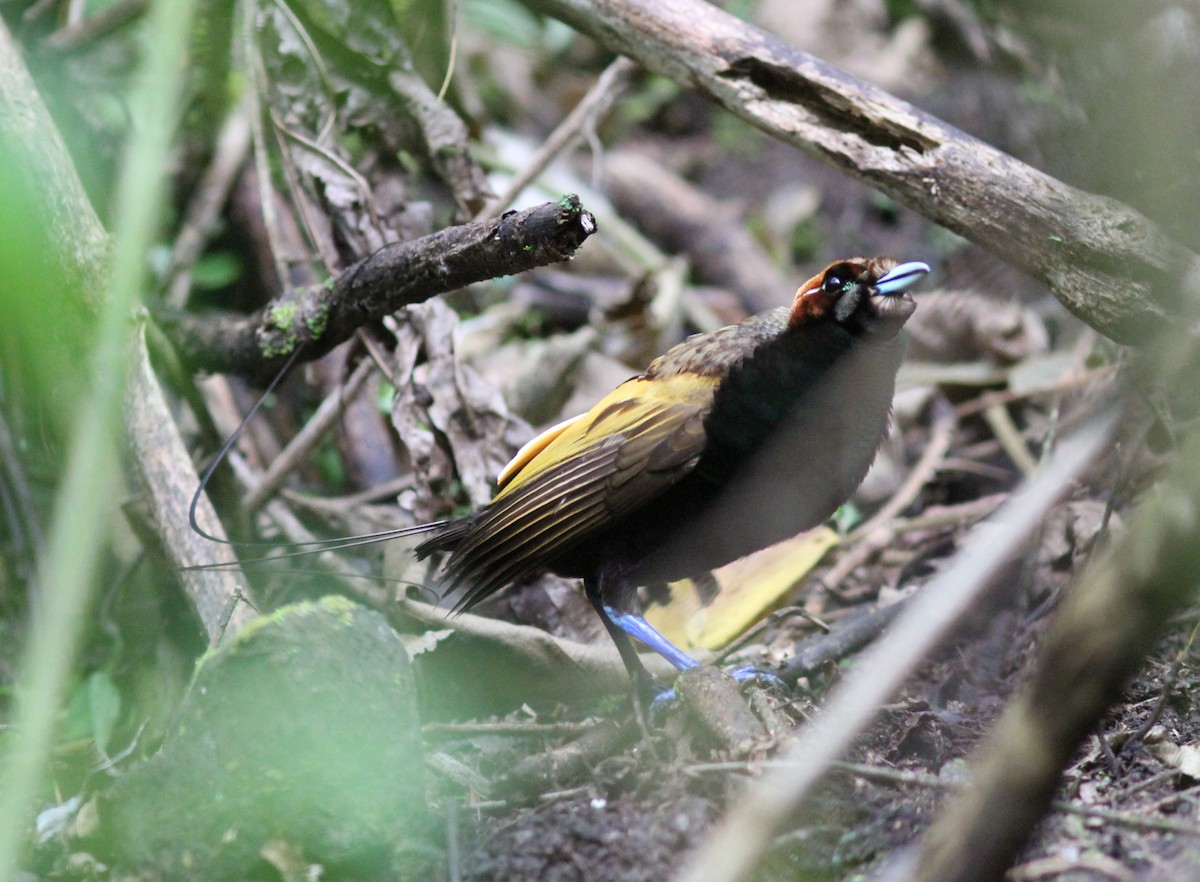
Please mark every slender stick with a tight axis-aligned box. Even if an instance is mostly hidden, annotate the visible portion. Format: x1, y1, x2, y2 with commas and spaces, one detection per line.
674, 413, 1114, 882
522, 0, 1200, 344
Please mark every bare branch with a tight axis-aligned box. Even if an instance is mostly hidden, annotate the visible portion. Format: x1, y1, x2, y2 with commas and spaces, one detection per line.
673, 414, 1114, 882
522, 0, 1200, 344
125, 326, 257, 643
155, 196, 599, 381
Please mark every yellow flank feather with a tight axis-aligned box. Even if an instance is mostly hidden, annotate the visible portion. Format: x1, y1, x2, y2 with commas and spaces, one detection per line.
493, 372, 721, 501
642, 526, 840, 650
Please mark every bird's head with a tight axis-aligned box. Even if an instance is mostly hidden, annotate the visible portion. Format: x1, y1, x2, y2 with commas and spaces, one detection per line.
789, 257, 929, 340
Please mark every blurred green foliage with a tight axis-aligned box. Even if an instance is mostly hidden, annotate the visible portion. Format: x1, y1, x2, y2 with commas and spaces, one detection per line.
0, 145, 91, 441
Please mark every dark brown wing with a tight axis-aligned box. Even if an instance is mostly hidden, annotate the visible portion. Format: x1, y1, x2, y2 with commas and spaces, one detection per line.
440, 373, 719, 610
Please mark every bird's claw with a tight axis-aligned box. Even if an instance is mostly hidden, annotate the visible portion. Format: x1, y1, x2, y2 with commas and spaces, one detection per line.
646, 685, 679, 724
644, 664, 788, 724
727, 665, 788, 693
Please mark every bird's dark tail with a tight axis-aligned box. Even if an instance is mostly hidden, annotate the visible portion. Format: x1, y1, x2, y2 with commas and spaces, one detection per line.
412, 518, 474, 560
180, 519, 454, 573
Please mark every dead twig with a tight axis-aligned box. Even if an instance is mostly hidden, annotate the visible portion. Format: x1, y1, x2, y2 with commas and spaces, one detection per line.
687, 758, 1200, 840
952, 365, 1118, 419
521, 0, 1200, 344
820, 394, 958, 592
601, 150, 792, 313
674, 411, 1115, 882
780, 599, 909, 684
240, 353, 377, 514
283, 477, 414, 511
835, 760, 1200, 841
492, 719, 640, 801
155, 196, 598, 380
1120, 618, 1200, 758
125, 326, 258, 643
913, 422, 1200, 882
477, 56, 637, 222
163, 97, 254, 308
672, 666, 770, 755
983, 402, 1038, 477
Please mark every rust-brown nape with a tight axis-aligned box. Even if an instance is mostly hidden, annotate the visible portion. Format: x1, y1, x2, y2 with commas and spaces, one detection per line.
787, 258, 868, 327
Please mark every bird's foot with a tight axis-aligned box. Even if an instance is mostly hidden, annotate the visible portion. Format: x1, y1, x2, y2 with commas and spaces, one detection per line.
644, 666, 787, 752
593, 603, 788, 723
727, 665, 788, 693
647, 664, 788, 723
646, 684, 680, 723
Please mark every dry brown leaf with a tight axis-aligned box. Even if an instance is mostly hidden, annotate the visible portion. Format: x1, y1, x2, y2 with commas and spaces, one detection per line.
389, 299, 532, 520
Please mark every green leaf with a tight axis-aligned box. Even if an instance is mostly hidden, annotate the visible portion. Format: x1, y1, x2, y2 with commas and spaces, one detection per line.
87, 671, 122, 755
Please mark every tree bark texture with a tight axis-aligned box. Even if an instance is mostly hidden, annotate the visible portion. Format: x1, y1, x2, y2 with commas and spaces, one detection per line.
523, 0, 1200, 345
156, 196, 598, 381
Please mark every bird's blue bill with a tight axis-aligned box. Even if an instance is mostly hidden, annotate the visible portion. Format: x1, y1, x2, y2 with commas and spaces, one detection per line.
875, 261, 931, 295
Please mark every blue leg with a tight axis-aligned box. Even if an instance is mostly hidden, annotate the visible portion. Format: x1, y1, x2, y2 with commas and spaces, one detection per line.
601, 604, 788, 719
585, 572, 788, 717
728, 666, 788, 691
585, 577, 661, 705
602, 605, 699, 672
603, 605, 786, 687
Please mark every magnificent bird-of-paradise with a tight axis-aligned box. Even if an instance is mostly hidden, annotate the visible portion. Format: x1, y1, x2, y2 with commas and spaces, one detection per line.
192, 257, 929, 698
406, 257, 928, 693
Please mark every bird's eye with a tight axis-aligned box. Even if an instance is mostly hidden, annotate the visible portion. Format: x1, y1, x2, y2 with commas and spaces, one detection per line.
823, 274, 844, 294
